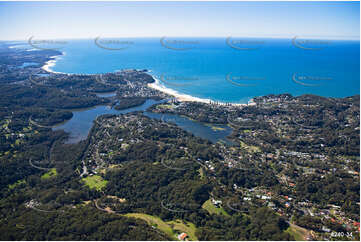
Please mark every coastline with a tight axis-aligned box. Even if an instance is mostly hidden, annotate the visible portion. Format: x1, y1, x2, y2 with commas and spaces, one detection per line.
147, 76, 249, 107
41, 52, 66, 74
40, 52, 250, 106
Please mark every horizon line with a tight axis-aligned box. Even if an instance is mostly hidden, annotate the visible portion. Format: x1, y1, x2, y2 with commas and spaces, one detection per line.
1, 35, 360, 42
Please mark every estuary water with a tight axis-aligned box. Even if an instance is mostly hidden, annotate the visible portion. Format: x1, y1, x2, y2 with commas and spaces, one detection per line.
53, 99, 232, 144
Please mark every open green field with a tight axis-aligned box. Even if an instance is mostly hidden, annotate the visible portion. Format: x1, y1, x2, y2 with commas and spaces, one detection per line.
125, 213, 198, 241
202, 199, 230, 217
41, 168, 57, 179
240, 140, 261, 153
82, 175, 108, 191
286, 224, 309, 241
167, 219, 198, 241
125, 213, 175, 240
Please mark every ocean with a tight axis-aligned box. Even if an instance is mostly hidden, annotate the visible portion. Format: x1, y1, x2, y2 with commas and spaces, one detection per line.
35, 37, 361, 103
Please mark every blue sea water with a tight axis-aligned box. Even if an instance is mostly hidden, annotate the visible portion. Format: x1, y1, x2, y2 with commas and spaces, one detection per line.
47, 37, 359, 103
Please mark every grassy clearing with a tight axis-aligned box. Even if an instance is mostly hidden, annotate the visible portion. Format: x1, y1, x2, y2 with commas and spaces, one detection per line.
240, 140, 261, 153
286, 224, 308, 241
82, 175, 108, 191
125, 213, 175, 240
202, 199, 230, 217
41, 168, 57, 179
125, 213, 198, 241
167, 219, 198, 241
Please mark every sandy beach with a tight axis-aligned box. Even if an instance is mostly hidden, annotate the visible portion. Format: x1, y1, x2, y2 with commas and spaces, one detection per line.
148, 76, 248, 107
41, 53, 65, 74
148, 77, 212, 103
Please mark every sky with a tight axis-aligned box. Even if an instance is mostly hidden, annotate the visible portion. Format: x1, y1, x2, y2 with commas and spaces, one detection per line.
0, 1, 359, 40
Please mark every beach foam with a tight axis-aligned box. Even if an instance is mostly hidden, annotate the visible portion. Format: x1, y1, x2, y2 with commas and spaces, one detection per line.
148, 77, 211, 103
41, 52, 66, 74
148, 76, 247, 107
